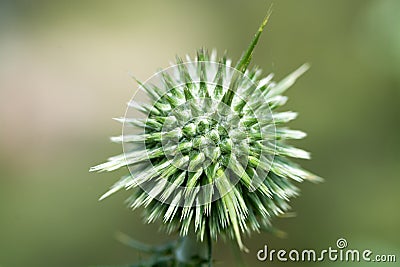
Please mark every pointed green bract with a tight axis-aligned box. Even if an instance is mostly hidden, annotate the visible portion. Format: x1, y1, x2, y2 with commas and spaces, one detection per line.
221, 6, 273, 106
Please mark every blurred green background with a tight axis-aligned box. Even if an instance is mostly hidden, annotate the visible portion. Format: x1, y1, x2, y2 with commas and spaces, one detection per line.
0, 0, 399, 266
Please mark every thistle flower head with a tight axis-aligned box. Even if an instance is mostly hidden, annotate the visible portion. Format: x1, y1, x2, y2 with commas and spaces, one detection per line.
90, 13, 321, 251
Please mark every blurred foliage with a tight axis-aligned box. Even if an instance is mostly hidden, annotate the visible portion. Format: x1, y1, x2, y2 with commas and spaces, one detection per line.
0, 0, 399, 266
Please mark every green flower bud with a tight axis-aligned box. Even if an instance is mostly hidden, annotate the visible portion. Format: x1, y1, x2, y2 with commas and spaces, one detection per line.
91, 11, 322, 254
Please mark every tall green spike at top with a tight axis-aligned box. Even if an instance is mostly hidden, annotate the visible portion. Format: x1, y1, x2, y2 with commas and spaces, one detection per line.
221, 6, 273, 106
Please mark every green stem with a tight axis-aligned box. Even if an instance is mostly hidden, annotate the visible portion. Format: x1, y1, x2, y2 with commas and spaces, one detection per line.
175, 230, 211, 266
206, 221, 212, 267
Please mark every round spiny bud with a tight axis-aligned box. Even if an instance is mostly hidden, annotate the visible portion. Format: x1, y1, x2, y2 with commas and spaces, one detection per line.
91, 15, 322, 251
90, 52, 321, 251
